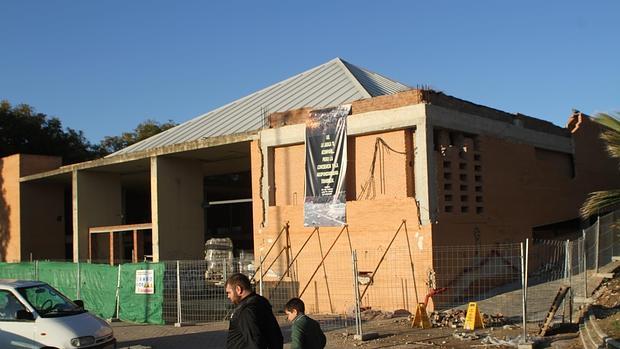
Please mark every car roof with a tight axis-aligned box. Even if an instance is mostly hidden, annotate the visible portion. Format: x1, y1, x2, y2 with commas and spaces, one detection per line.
0, 279, 46, 288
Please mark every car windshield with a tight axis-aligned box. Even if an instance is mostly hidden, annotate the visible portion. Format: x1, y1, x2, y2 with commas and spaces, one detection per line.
17, 284, 85, 317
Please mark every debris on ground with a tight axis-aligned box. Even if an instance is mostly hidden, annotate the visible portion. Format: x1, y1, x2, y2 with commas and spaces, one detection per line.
452, 331, 481, 340
360, 308, 411, 321
481, 334, 532, 347
423, 309, 508, 328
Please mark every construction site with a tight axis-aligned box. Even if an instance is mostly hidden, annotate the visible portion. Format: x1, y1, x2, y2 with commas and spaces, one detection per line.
2, 58, 620, 347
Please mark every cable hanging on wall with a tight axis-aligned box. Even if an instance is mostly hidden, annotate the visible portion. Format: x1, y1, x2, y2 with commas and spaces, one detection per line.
357, 137, 407, 201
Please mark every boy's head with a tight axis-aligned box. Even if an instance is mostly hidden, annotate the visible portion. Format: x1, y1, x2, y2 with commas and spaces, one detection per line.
284, 297, 305, 321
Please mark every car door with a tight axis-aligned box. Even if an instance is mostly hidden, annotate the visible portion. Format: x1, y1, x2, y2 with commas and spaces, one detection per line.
0, 290, 41, 348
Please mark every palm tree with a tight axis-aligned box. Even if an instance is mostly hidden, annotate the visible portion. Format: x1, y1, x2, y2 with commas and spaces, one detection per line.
580, 112, 620, 218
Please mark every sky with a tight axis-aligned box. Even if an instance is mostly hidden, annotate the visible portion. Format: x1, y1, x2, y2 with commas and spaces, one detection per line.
1, 1, 619, 143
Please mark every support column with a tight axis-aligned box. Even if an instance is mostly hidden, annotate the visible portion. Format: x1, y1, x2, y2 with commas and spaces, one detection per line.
72, 170, 122, 262
151, 156, 204, 261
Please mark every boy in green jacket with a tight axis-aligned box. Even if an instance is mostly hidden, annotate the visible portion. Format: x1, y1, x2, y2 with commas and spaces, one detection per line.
284, 298, 326, 349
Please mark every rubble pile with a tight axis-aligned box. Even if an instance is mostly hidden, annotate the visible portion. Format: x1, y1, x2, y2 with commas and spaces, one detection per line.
425, 309, 508, 328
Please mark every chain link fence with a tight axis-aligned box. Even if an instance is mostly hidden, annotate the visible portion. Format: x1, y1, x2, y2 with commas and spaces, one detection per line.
1, 211, 618, 335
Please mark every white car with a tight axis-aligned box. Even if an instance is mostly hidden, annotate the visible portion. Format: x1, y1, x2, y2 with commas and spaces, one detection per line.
0, 279, 116, 349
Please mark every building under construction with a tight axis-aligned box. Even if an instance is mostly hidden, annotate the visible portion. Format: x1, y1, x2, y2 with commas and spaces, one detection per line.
1, 58, 619, 312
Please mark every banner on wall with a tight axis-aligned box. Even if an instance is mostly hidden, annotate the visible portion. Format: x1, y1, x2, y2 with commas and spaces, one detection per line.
304, 104, 350, 227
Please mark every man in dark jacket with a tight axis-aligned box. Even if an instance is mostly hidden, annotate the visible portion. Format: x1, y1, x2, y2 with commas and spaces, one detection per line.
225, 273, 283, 349
284, 298, 326, 349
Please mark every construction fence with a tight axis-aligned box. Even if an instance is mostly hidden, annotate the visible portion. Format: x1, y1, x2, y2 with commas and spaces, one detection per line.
0, 211, 618, 334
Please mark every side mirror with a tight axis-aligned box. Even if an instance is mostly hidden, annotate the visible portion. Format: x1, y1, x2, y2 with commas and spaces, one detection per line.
16, 310, 34, 321
73, 300, 84, 309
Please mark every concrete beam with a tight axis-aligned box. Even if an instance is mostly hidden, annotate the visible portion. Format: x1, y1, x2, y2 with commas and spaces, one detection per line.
426, 105, 573, 153
21, 131, 258, 183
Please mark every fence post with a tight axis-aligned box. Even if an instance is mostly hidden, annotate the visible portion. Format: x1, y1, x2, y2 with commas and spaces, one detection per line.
259, 255, 264, 296
567, 240, 573, 323
351, 250, 362, 338
175, 260, 182, 327
114, 264, 122, 321
520, 241, 526, 342
76, 261, 81, 300
595, 216, 600, 274
582, 230, 588, 299
34, 260, 39, 280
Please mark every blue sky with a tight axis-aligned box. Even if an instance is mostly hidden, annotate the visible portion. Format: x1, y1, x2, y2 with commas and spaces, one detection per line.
1, 1, 619, 143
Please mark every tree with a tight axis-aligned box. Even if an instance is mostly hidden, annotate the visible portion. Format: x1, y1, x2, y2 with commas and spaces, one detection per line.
580, 112, 620, 217
94, 119, 177, 156
0, 100, 96, 164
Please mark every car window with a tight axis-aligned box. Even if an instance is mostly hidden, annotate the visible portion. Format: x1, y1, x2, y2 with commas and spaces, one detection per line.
0, 290, 27, 321
17, 284, 82, 317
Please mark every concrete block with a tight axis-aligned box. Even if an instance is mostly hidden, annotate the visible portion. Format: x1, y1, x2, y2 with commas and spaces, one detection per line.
573, 297, 593, 304
174, 321, 195, 327
595, 272, 614, 279
353, 332, 379, 341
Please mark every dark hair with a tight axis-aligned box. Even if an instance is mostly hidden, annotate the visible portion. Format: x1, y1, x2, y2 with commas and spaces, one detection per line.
284, 297, 305, 313
225, 273, 252, 291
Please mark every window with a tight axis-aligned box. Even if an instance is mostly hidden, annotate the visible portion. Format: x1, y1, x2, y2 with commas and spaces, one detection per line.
0, 290, 26, 321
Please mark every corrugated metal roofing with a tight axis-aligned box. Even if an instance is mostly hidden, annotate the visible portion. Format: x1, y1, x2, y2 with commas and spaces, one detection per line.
113, 58, 411, 155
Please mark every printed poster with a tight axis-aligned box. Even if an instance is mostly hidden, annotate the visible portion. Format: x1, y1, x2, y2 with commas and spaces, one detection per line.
135, 269, 155, 294
304, 105, 350, 227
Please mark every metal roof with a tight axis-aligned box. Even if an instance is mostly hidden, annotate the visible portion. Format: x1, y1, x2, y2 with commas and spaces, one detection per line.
112, 58, 411, 155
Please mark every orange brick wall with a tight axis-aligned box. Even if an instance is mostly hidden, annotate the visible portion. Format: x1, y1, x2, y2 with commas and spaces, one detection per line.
432, 116, 620, 248
252, 130, 433, 313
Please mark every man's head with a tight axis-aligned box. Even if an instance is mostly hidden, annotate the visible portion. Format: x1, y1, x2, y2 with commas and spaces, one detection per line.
284, 297, 305, 322
225, 273, 253, 305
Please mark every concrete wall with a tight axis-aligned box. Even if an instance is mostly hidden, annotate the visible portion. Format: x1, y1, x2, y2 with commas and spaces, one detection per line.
73, 170, 122, 261
151, 156, 204, 261
0, 154, 62, 262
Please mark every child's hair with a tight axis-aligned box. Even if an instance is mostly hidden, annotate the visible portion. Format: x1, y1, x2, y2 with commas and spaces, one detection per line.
284, 297, 305, 313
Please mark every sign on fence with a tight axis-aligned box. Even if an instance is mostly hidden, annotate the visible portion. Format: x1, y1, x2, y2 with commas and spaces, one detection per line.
135, 269, 155, 294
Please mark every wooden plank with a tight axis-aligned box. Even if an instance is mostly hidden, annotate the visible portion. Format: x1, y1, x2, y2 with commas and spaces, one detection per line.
90, 223, 152, 234
538, 286, 570, 336
109, 232, 114, 266
133, 229, 138, 263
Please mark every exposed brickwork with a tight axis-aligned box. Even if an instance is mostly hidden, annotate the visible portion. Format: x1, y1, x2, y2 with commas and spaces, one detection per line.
266, 88, 569, 138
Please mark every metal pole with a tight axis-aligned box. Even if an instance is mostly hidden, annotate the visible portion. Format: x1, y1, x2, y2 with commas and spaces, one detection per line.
115, 265, 122, 320
520, 242, 526, 341
259, 256, 264, 296
525, 238, 529, 324
223, 258, 227, 284
76, 261, 81, 300
595, 216, 600, 274
567, 240, 573, 323
583, 230, 587, 299
175, 261, 182, 326
352, 250, 362, 337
